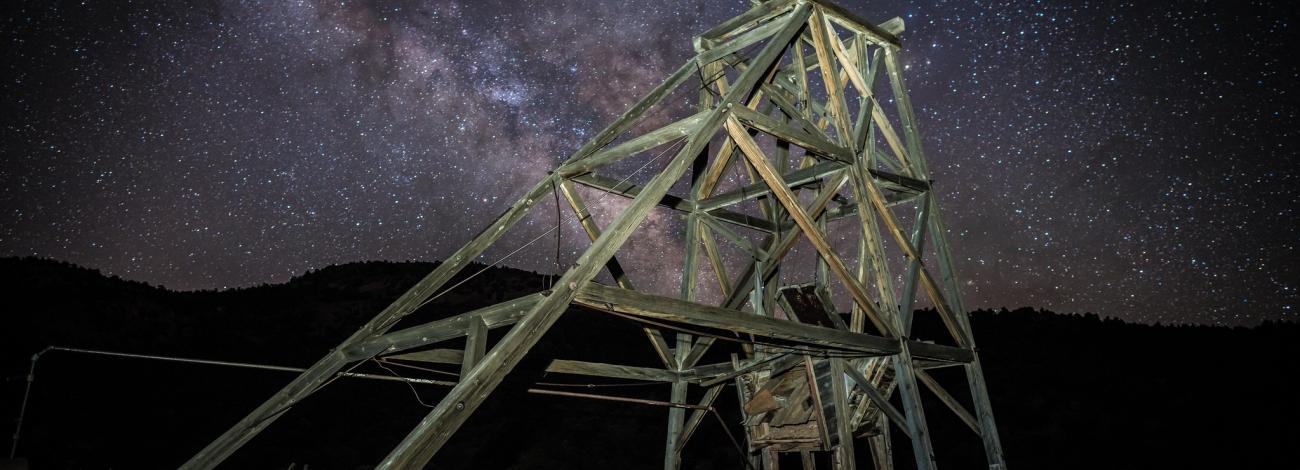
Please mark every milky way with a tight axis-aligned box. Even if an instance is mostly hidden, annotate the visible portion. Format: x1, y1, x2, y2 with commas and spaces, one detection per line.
2, 0, 1295, 325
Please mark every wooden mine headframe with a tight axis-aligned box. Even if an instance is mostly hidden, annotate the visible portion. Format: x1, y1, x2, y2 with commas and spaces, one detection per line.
183, 1, 1008, 468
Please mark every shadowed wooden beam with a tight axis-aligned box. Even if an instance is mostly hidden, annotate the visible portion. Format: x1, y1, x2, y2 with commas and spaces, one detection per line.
460, 317, 488, 377
675, 385, 725, 453
696, 0, 795, 43
915, 368, 981, 435
545, 359, 680, 383
844, 361, 912, 439
574, 283, 899, 355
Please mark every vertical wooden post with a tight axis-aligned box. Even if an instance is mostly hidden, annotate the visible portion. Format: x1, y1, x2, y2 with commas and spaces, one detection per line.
830, 359, 857, 470
460, 317, 487, 377
867, 414, 894, 470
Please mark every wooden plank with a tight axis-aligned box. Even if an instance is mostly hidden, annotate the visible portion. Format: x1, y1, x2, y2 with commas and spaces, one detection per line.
808, 8, 856, 149
829, 359, 858, 469
698, 10, 794, 64
699, 225, 732, 295
568, 59, 701, 165
891, 349, 938, 470
914, 369, 980, 435
843, 362, 910, 438
545, 359, 679, 383
815, 0, 901, 47
559, 110, 708, 177
460, 316, 487, 377
574, 283, 900, 356
344, 294, 544, 359
675, 385, 725, 452
696, 0, 795, 42
906, 341, 973, 364
665, 333, 691, 470
384, 348, 462, 365
867, 413, 895, 470
698, 160, 846, 211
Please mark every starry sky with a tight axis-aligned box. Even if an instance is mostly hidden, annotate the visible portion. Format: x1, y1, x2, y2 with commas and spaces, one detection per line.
2, 0, 1295, 325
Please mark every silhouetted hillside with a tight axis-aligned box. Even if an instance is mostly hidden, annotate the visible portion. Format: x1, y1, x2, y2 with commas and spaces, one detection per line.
2, 257, 1296, 469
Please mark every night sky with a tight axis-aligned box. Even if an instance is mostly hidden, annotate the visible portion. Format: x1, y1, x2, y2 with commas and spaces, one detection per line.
2, 0, 1295, 326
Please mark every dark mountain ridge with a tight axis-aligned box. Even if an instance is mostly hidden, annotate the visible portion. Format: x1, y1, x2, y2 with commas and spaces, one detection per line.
2, 257, 1296, 469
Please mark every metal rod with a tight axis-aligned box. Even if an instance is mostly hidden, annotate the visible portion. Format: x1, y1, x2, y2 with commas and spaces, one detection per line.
7, 345, 457, 460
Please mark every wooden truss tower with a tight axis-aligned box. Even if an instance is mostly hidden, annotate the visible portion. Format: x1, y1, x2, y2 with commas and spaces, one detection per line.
184, 1, 1008, 468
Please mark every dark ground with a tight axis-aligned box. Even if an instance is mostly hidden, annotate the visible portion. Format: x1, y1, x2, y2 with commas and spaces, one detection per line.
2, 257, 1297, 469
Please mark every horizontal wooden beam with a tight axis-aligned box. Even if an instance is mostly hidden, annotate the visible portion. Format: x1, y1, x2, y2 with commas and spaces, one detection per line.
574, 283, 900, 355
696, 0, 795, 43
697, 160, 847, 211
570, 172, 779, 232
559, 111, 709, 177
813, 0, 901, 47
343, 294, 543, 359
545, 359, 680, 383
907, 341, 974, 364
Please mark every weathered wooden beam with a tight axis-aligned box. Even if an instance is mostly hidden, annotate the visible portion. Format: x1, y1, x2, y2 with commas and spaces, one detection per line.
702, 159, 842, 211
460, 317, 488, 377
698, 10, 794, 64
384, 348, 462, 365
830, 358, 858, 469
696, 0, 795, 43
814, 1, 901, 48
906, 341, 973, 364
914, 369, 981, 435
344, 294, 544, 359
545, 359, 679, 383
808, 8, 856, 151
568, 59, 701, 165
843, 361, 912, 438
560, 110, 708, 178
575, 283, 899, 356
675, 384, 725, 453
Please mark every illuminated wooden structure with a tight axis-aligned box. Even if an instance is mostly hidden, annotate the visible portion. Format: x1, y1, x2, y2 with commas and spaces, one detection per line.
183, 1, 1008, 468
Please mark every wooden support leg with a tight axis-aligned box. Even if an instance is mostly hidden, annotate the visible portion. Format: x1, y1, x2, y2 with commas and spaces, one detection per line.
892, 348, 938, 470
664, 333, 691, 470
460, 317, 487, 377
830, 359, 857, 470
801, 450, 818, 470
867, 414, 894, 470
